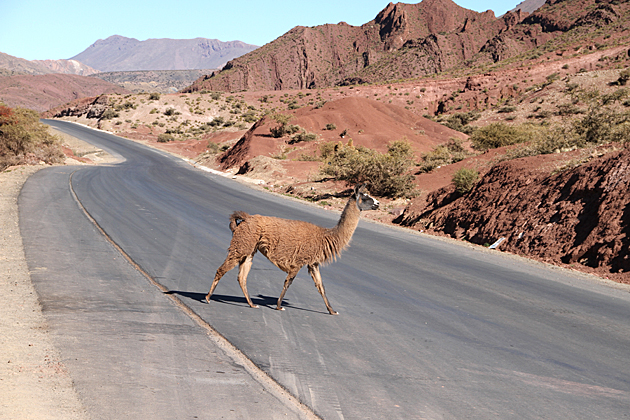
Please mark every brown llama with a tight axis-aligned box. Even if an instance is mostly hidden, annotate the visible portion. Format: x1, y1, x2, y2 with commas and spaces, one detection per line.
205, 183, 379, 314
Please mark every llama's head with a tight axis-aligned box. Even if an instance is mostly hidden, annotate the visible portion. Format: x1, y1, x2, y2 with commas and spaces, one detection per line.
354, 183, 380, 211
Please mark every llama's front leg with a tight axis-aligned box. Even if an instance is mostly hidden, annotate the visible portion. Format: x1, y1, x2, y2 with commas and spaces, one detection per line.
308, 263, 338, 315
237, 254, 258, 308
276, 269, 299, 311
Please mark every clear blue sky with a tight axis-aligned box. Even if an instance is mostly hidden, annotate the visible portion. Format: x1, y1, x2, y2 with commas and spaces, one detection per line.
0, 0, 522, 61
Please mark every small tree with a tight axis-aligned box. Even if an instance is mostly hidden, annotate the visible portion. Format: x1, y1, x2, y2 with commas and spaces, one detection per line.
320, 139, 417, 198
269, 113, 293, 138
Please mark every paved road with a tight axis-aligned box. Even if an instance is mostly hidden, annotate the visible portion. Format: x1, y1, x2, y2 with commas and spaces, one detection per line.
21, 120, 630, 419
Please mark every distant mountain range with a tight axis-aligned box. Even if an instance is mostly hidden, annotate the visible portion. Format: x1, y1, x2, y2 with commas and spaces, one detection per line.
1, 36, 258, 77
70, 36, 259, 72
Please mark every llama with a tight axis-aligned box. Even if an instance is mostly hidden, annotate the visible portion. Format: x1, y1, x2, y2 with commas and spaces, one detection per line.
205, 183, 379, 314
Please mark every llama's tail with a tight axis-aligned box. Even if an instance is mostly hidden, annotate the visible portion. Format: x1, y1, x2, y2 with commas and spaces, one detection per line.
229, 211, 249, 233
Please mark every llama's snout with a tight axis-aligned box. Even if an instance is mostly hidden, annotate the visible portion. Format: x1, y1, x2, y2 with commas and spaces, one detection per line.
371, 198, 380, 210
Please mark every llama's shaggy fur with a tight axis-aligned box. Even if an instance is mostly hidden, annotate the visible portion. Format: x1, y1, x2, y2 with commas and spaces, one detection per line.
206, 184, 379, 314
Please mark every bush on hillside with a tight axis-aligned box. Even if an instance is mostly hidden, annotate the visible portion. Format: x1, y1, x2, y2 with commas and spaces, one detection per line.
269, 113, 296, 138
157, 133, 175, 143
0, 104, 64, 171
417, 138, 471, 173
289, 130, 317, 144
100, 108, 119, 120
320, 139, 418, 198
438, 111, 480, 134
452, 168, 479, 194
470, 122, 530, 151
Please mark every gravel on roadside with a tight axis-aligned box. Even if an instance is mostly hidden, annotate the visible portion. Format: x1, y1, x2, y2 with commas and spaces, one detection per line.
0, 165, 89, 420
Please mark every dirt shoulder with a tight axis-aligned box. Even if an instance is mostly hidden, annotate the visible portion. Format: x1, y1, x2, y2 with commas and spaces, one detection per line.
0, 165, 89, 419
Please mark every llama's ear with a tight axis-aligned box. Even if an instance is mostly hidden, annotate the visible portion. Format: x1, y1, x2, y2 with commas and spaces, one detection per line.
354, 183, 366, 195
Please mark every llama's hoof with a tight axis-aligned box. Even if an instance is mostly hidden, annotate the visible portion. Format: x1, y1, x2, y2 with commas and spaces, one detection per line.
251, 304, 259, 308
276, 307, 285, 311
330, 310, 339, 315
204, 295, 211, 304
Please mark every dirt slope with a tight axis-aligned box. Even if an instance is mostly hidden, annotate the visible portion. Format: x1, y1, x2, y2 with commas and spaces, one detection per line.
216, 96, 466, 173
0, 74, 129, 112
397, 145, 630, 283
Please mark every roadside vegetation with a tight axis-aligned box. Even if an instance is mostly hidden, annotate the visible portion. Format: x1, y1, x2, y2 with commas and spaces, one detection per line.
417, 138, 471, 173
452, 168, 479, 194
0, 104, 64, 171
320, 139, 418, 198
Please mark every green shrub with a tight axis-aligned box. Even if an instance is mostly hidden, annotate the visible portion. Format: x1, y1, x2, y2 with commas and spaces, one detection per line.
615, 68, 630, 86
418, 145, 451, 173
207, 142, 221, 154
269, 113, 295, 138
325, 123, 337, 130
101, 109, 119, 120
470, 123, 530, 151
241, 111, 258, 123
298, 153, 320, 161
320, 139, 417, 198
438, 111, 480, 134
290, 130, 317, 144
157, 133, 175, 143
0, 105, 64, 170
497, 106, 516, 113
417, 138, 471, 173
208, 116, 224, 127
452, 168, 479, 194
114, 101, 135, 111
149, 92, 160, 100
319, 141, 338, 159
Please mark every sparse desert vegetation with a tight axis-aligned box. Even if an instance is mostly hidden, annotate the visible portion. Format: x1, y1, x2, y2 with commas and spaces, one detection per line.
0, 104, 64, 171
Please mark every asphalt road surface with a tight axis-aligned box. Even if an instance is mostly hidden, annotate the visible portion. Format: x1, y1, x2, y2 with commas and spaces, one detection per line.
21, 120, 630, 419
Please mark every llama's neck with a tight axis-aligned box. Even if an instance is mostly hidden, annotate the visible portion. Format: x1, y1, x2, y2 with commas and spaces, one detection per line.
331, 196, 361, 246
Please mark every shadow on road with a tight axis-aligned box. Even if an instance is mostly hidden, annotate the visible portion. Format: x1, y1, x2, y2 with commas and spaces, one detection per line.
164, 290, 328, 314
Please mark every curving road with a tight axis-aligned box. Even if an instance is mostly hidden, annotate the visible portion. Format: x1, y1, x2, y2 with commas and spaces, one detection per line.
20, 120, 630, 419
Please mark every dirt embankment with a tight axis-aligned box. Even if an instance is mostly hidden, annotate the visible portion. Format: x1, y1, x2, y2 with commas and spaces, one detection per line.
397, 145, 630, 283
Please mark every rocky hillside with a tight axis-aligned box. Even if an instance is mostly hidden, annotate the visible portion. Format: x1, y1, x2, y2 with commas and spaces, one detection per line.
71, 35, 259, 72
186, 0, 630, 92
396, 145, 630, 283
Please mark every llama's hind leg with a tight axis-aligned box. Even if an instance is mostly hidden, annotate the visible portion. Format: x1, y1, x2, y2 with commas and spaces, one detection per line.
276, 268, 299, 311
237, 254, 258, 308
205, 254, 240, 303
308, 263, 338, 315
